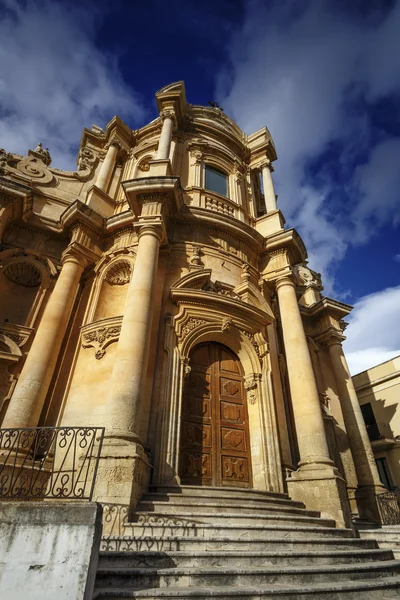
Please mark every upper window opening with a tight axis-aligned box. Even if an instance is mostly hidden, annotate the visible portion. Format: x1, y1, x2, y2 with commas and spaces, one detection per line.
205, 165, 228, 197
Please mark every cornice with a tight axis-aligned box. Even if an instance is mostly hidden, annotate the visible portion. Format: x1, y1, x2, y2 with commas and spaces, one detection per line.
170, 287, 273, 329
354, 370, 400, 393
122, 176, 183, 219
0, 176, 32, 199
105, 209, 136, 234
262, 228, 307, 264
301, 297, 353, 320
181, 206, 264, 250
60, 199, 105, 235
188, 114, 248, 162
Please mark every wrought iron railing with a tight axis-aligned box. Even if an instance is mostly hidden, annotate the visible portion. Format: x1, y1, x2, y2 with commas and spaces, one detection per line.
377, 490, 400, 525
0, 427, 104, 501
102, 502, 129, 536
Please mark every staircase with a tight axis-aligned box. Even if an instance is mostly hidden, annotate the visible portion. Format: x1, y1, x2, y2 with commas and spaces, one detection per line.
94, 486, 400, 599
359, 525, 400, 560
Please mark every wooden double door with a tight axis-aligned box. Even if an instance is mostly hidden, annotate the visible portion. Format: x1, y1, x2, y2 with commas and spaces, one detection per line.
179, 342, 252, 488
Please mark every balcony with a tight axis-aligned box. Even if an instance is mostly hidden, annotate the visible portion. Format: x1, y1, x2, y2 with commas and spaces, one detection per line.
366, 422, 396, 450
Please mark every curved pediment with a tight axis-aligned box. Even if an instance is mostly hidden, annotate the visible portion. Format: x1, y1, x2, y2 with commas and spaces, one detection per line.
170, 269, 212, 291
170, 270, 273, 334
170, 268, 274, 322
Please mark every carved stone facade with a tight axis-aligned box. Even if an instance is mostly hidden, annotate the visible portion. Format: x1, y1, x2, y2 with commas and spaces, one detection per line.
0, 81, 384, 527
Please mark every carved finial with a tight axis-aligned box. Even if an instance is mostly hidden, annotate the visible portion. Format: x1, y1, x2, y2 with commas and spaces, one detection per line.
32, 143, 51, 165
208, 101, 224, 111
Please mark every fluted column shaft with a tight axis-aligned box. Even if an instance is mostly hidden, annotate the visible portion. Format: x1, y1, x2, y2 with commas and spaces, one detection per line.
105, 225, 161, 440
328, 339, 383, 488
96, 143, 119, 192
262, 162, 277, 213
276, 276, 332, 469
3, 253, 85, 428
156, 116, 174, 160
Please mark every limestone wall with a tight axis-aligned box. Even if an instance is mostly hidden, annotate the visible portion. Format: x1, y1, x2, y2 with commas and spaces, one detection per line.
0, 502, 102, 600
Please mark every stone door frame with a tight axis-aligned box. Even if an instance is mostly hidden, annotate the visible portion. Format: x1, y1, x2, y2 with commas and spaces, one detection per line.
152, 269, 284, 493
180, 341, 253, 488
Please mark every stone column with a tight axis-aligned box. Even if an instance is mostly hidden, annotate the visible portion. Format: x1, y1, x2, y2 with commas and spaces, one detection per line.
276, 276, 332, 469
328, 337, 384, 521
3, 251, 86, 429
276, 275, 352, 527
96, 224, 162, 515
261, 160, 277, 213
156, 111, 174, 160
96, 142, 119, 192
105, 225, 162, 440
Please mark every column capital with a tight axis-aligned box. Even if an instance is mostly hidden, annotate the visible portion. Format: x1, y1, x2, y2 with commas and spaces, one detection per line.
159, 108, 177, 126
60, 244, 90, 270
106, 139, 122, 150
255, 158, 274, 173
275, 273, 296, 291
137, 224, 164, 243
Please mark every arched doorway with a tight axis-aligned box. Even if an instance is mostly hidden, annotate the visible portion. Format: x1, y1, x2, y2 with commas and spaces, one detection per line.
179, 342, 252, 488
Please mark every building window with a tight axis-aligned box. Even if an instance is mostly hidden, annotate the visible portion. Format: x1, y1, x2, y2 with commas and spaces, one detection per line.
360, 402, 379, 441
205, 165, 228, 197
376, 457, 394, 490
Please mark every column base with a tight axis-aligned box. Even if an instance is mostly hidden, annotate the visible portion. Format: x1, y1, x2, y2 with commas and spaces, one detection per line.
355, 484, 386, 524
287, 465, 353, 529
93, 438, 151, 535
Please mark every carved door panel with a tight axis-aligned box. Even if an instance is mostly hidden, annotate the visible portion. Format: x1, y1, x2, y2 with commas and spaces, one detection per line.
180, 343, 251, 488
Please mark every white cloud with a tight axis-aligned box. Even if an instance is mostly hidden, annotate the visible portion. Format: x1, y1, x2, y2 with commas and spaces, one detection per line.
0, 0, 145, 170
217, 0, 400, 292
354, 137, 400, 236
343, 286, 400, 375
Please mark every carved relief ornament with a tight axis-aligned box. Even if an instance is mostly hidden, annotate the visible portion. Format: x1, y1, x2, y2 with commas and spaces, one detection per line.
77, 146, 98, 175
3, 261, 42, 287
15, 155, 54, 185
180, 318, 207, 340
81, 316, 122, 359
104, 261, 132, 285
244, 376, 260, 405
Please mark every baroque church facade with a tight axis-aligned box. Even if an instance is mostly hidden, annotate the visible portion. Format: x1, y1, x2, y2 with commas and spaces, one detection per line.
0, 81, 385, 529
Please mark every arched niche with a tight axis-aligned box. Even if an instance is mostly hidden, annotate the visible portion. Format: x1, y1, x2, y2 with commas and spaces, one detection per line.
0, 251, 53, 327
90, 257, 134, 323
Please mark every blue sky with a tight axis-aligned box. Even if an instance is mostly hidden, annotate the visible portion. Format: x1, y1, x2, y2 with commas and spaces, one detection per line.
0, 0, 399, 374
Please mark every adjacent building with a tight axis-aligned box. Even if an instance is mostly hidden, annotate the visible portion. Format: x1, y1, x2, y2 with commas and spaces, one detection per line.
354, 355, 400, 491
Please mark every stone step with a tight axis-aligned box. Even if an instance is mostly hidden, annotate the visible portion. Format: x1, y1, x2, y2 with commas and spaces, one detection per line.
98, 548, 393, 569
138, 499, 318, 518
132, 511, 335, 528
360, 529, 400, 560
93, 575, 400, 599
100, 535, 376, 553
122, 522, 351, 540
148, 485, 293, 502
95, 560, 400, 590
144, 490, 305, 509
361, 529, 400, 542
